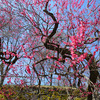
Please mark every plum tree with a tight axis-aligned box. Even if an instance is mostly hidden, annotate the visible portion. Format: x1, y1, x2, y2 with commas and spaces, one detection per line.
0, 0, 100, 100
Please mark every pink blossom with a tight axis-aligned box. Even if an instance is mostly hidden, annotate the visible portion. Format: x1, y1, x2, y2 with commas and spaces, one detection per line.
7, 78, 11, 84
46, 55, 51, 59
16, 0, 19, 2
9, 65, 13, 68
84, 65, 88, 69
20, 80, 24, 85
26, 65, 31, 74
57, 75, 61, 80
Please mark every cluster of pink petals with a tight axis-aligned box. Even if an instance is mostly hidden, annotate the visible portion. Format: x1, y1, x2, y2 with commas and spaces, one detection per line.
26, 65, 31, 74
57, 75, 61, 80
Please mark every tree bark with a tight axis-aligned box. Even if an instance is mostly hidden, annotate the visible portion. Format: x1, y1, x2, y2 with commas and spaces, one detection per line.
87, 61, 99, 100
43, 2, 99, 100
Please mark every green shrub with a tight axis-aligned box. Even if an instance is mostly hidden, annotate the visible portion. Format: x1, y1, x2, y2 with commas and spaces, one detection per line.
0, 93, 6, 100
0, 85, 87, 100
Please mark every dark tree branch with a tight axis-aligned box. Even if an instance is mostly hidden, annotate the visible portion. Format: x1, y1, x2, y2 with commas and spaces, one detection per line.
42, 2, 100, 100
0, 51, 18, 64
32, 64, 41, 94
45, 0, 49, 10
43, 10, 59, 43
